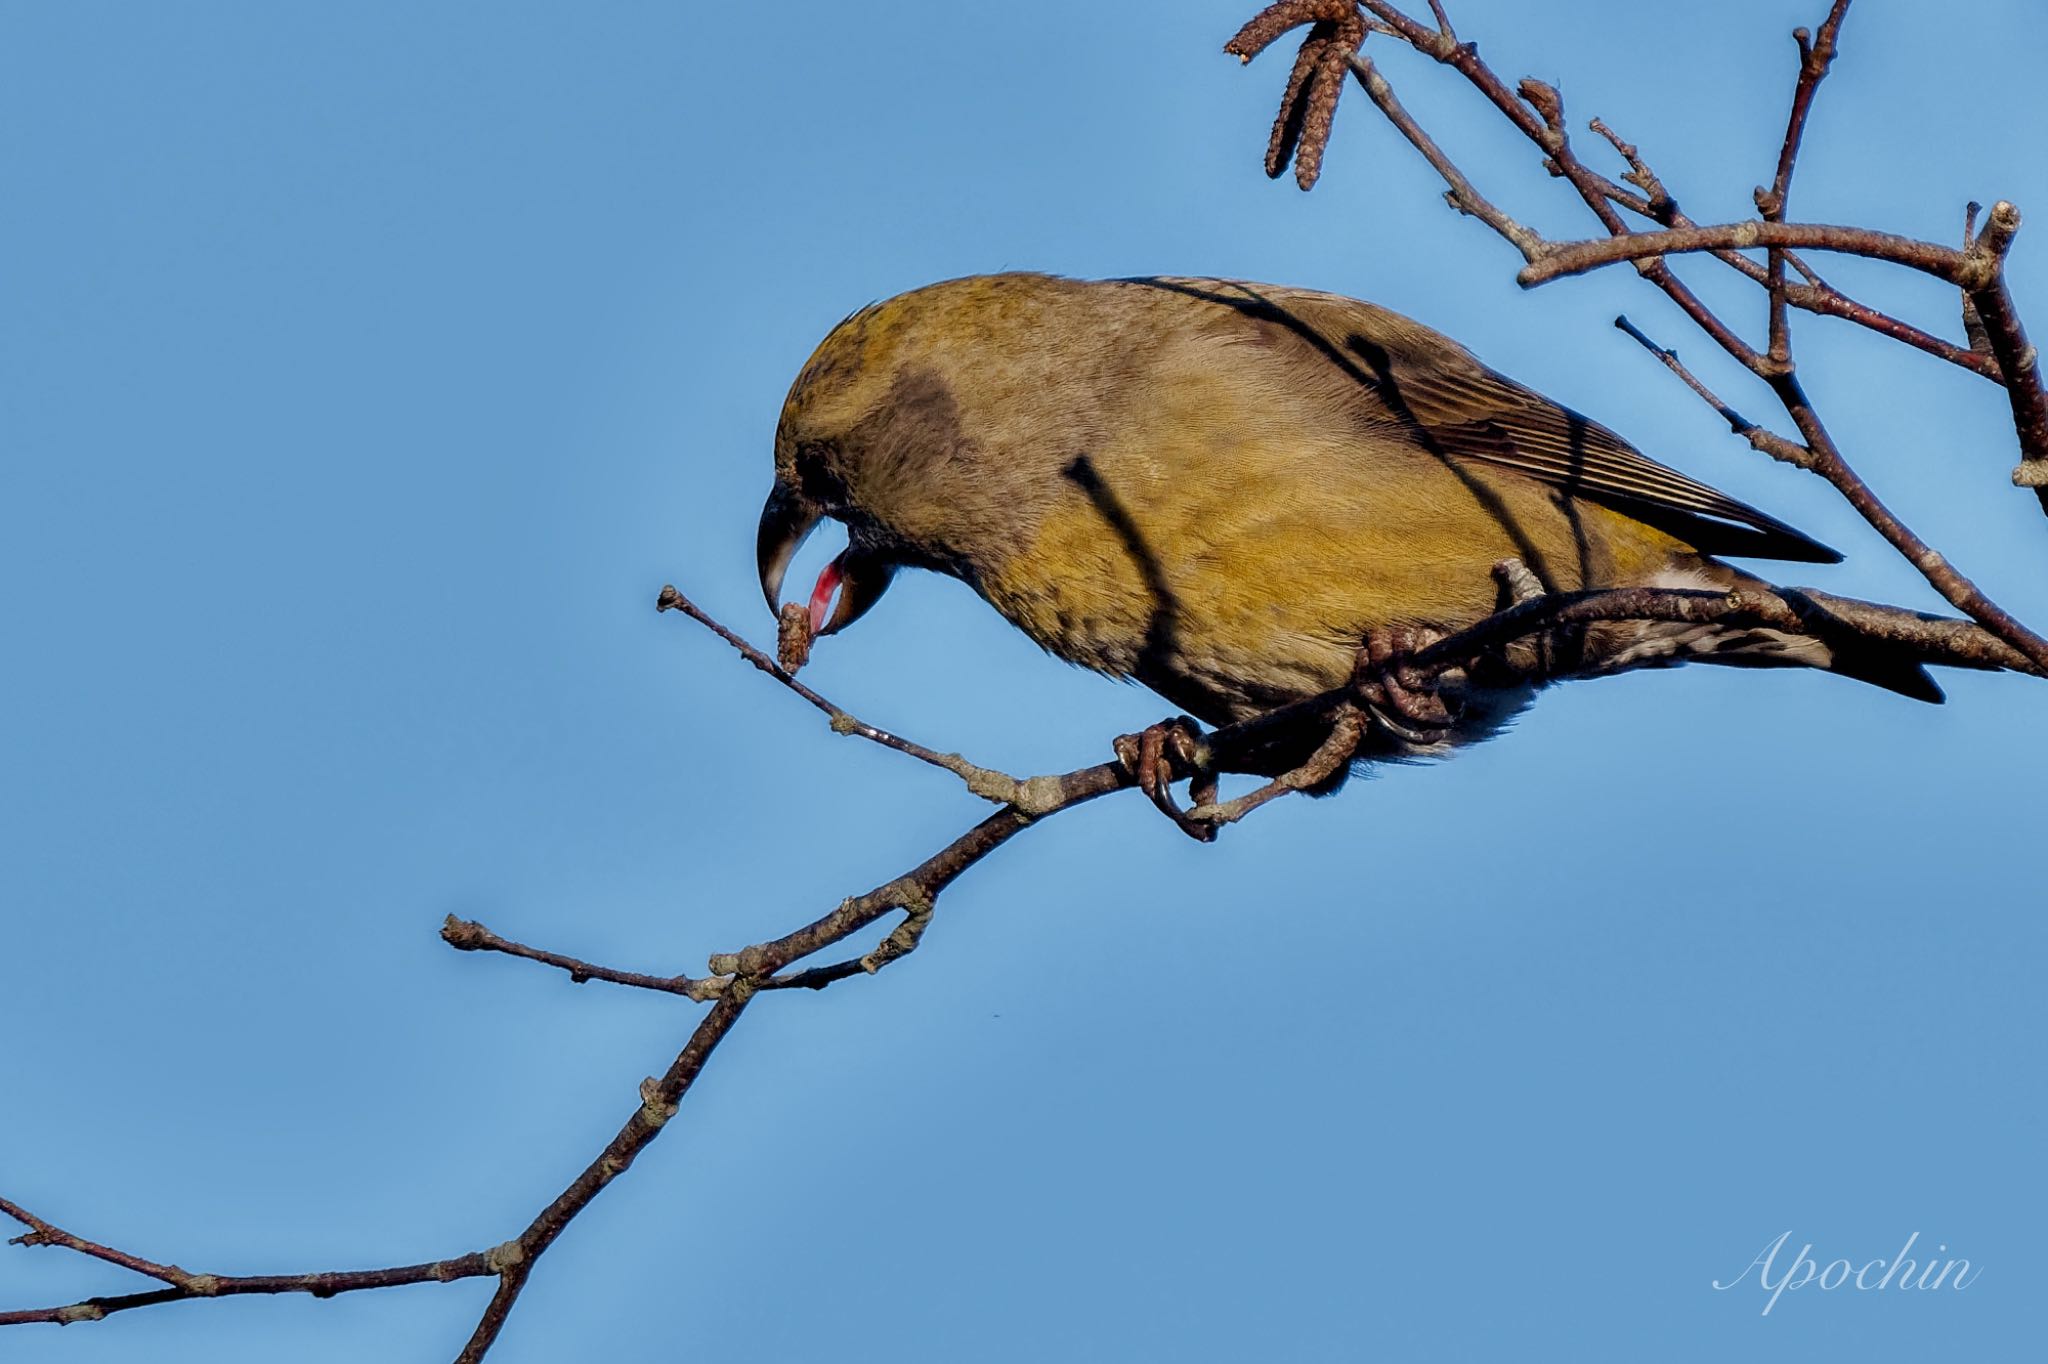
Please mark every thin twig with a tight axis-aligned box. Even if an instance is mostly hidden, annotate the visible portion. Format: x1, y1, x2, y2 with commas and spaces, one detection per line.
1587, 117, 1673, 221
1347, 55, 1546, 258
655, 585, 1033, 805
0, 1195, 500, 1328
1758, 0, 1854, 370
1777, 250, 1996, 377
1612, 315, 1816, 469
1584, 112, 1999, 378
440, 916, 726, 1001
2, 1198, 192, 1289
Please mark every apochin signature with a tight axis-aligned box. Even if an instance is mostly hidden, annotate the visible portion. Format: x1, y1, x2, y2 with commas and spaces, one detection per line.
1714, 1230, 1980, 1315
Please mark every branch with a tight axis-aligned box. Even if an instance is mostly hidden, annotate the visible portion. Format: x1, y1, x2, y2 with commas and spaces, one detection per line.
1406, 581, 2040, 677
1962, 200, 2048, 508
1758, 0, 1852, 366
1775, 249, 1999, 379
1519, 221, 1969, 288
448, 989, 751, 1361
0, 1195, 500, 1328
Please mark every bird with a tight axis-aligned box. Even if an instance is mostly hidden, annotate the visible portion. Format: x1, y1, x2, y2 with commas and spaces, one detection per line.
756, 273, 1945, 829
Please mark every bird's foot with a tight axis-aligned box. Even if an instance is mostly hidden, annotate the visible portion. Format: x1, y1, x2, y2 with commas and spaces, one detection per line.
1184, 704, 1368, 829
1353, 625, 1456, 745
1113, 715, 1217, 843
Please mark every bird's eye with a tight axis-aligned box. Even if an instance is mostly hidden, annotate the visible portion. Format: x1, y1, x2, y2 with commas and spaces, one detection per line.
794, 441, 850, 507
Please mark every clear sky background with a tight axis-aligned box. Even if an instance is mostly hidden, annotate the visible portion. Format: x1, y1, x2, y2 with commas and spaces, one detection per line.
4, 1, 2043, 1359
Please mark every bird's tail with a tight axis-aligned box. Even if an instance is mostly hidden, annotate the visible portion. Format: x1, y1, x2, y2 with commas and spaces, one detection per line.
1582, 561, 1946, 703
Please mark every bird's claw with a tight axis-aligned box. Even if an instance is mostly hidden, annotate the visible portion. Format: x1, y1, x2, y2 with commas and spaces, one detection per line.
1354, 625, 1456, 745
1114, 716, 1217, 843
1184, 703, 1367, 828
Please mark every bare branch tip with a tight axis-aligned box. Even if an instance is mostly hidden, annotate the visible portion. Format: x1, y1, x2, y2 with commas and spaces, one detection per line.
440, 915, 487, 950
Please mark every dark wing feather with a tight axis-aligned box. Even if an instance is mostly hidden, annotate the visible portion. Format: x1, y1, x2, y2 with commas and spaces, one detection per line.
1381, 356, 1841, 564
1146, 277, 1843, 566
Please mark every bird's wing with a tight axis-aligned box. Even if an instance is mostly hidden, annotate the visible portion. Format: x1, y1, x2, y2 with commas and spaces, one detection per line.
1366, 340, 1841, 564
1151, 278, 1842, 565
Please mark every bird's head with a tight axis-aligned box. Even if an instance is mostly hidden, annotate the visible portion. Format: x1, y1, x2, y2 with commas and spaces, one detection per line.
757, 292, 1016, 639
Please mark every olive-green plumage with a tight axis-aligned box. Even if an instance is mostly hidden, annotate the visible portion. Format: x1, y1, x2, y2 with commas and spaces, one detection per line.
757, 273, 1936, 762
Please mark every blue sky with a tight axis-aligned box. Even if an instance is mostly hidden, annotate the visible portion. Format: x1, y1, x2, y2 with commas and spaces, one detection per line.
3, 1, 2042, 1359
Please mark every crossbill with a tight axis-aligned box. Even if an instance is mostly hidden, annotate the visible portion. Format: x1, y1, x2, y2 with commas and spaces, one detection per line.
757, 273, 1941, 777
